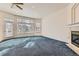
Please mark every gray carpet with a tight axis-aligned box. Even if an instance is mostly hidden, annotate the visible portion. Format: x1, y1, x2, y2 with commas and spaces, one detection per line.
0, 36, 78, 56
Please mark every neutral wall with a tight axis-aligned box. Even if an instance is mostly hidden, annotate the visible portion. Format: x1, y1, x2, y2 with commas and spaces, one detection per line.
42, 7, 69, 42
0, 16, 4, 41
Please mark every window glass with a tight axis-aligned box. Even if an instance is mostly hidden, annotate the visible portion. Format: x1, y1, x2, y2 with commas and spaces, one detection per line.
17, 18, 34, 33
4, 18, 13, 37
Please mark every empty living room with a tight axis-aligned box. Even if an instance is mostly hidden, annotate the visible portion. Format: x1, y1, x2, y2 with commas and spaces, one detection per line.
0, 0, 79, 57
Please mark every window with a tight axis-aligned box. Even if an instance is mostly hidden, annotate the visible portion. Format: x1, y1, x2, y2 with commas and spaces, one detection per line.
35, 23, 41, 32
4, 18, 14, 37
35, 20, 41, 33
4, 17, 41, 38
17, 18, 34, 33
17, 23, 32, 32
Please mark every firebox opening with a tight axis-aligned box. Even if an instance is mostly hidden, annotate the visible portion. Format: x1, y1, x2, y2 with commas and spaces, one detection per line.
71, 31, 79, 47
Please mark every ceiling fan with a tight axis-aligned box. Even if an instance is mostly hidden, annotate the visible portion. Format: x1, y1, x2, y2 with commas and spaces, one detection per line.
11, 3, 24, 10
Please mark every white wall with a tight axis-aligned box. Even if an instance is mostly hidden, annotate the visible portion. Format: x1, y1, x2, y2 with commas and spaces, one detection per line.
42, 7, 69, 42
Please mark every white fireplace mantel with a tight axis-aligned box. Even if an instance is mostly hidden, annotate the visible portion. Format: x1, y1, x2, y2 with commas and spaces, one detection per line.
66, 43, 79, 55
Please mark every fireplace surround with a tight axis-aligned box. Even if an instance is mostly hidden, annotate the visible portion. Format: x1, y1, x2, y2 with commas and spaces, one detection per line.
71, 31, 79, 47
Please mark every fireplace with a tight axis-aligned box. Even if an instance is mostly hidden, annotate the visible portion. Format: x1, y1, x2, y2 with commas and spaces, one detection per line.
71, 31, 79, 47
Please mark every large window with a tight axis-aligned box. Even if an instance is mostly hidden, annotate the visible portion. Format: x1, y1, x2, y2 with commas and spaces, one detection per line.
17, 18, 34, 33
4, 17, 41, 38
4, 18, 14, 37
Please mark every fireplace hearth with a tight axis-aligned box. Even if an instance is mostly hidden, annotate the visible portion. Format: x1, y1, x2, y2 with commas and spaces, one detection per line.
71, 31, 79, 47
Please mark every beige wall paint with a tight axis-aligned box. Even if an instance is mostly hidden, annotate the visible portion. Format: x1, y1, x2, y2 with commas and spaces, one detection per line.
42, 7, 69, 42
42, 3, 79, 44
0, 16, 4, 41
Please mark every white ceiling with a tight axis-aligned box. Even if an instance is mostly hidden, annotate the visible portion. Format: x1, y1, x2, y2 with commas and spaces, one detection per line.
0, 3, 69, 18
